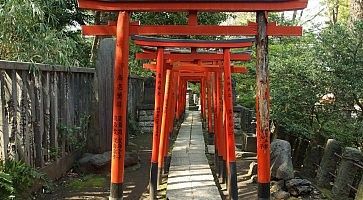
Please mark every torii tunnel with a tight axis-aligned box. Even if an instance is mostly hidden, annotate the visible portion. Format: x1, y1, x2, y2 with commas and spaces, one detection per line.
77, 0, 308, 199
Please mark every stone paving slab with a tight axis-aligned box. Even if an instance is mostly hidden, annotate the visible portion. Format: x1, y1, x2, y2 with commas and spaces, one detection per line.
167, 111, 221, 200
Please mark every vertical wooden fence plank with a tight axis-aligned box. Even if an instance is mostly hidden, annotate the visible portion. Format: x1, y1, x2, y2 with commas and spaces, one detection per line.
29, 73, 36, 167
50, 72, 59, 160
10, 69, 19, 160
73, 73, 79, 126
43, 72, 50, 163
20, 71, 31, 164
0, 70, 10, 160
59, 72, 66, 157
66, 73, 72, 153
0, 71, 4, 160
33, 72, 44, 167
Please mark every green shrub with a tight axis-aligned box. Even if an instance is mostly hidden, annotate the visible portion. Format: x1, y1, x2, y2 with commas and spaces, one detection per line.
0, 160, 48, 199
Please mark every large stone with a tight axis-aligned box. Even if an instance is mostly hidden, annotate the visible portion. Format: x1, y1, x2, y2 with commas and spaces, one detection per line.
271, 139, 294, 180
286, 178, 313, 196
78, 151, 139, 173
332, 147, 363, 199
89, 151, 112, 168
316, 139, 342, 188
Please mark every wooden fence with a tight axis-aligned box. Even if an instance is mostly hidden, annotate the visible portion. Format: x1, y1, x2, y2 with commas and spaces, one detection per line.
0, 60, 95, 168
88, 38, 145, 153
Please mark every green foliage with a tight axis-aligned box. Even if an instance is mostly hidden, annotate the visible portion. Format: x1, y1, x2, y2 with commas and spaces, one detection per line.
270, 21, 363, 146
188, 82, 200, 94
0, 159, 48, 199
233, 60, 256, 109
235, 15, 363, 147
0, 0, 92, 66
131, 12, 230, 26
58, 114, 91, 150
66, 174, 106, 190
323, 0, 350, 23
0, 171, 14, 199
313, 21, 363, 146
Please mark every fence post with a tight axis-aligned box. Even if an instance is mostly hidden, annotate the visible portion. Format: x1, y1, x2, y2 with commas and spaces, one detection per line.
332, 147, 363, 199
316, 139, 342, 188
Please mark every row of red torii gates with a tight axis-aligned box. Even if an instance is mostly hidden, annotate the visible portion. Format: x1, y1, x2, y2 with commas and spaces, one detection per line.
77, 0, 308, 199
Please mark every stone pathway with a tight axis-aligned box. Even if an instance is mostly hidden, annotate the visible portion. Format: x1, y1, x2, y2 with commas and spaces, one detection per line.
166, 111, 221, 200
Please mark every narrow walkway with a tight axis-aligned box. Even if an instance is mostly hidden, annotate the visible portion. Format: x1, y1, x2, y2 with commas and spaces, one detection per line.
166, 111, 221, 200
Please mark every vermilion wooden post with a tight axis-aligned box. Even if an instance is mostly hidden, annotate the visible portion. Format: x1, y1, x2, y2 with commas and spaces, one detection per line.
185, 80, 188, 112
175, 74, 181, 120
178, 80, 183, 116
200, 80, 205, 119
223, 48, 238, 200
182, 80, 187, 113
213, 72, 219, 176
158, 69, 173, 186
150, 47, 165, 199
179, 78, 185, 119
201, 78, 206, 124
110, 11, 129, 200
216, 72, 224, 181
207, 73, 213, 134
221, 81, 227, 184
256, 11, 271, 200
211, 73, 216, 134
173, 74, 179, 118
164, 71, 177, 173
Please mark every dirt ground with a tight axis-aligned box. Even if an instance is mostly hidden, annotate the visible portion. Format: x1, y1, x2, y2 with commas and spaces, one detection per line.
36, 133, 153, 200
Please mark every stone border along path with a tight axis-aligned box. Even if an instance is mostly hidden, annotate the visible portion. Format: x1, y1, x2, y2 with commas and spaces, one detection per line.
166, 111, 222, 200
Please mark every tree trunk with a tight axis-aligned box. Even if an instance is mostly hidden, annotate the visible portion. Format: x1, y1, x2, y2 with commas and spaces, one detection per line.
350, 0, 363, 23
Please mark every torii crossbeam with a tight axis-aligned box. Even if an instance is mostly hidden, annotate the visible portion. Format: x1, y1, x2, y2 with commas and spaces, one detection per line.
77, 0, 308, 199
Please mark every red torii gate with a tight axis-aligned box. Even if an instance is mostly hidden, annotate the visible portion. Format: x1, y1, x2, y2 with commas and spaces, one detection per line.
77, 0, 308, 199
137, 38, 252, 196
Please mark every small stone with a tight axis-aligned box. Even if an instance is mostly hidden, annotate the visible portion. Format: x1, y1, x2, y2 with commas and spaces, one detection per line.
313, 190, 320, 195
271, 180, 285, 194
286, 178, 313, 196
274, 191, 290, 200
247, 161, 257, 177
286, 178, 311, 188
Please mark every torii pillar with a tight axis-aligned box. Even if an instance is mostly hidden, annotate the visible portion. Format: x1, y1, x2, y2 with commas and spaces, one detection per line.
110, 12, 130, 200
256, 11, 271, 200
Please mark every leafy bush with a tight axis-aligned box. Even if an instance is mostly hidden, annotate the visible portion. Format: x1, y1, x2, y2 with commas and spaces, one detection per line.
0, 171, 14, 199
0, 160, 48, 199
